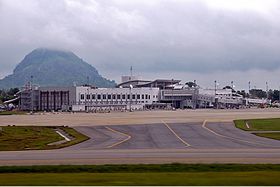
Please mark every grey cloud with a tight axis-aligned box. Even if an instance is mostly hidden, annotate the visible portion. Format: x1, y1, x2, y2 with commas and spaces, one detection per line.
0, 0, 280, 88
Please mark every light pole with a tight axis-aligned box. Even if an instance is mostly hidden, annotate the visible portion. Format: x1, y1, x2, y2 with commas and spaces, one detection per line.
266, 82, 269, 100
129, 84, 133, 112
214, 80, 218, 109
214, 80, 217, 96
86, 87, 89, 112
248, 81, 251, 98
172, 79, 174, 109
30, 75, 33, 113
279, 86, 280, 103
194, 79, 197, 109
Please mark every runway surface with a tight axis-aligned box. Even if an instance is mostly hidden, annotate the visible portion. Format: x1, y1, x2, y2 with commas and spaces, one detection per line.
1, 121, 280, 165
1, 108, 280, 126
66, 122, 280, 150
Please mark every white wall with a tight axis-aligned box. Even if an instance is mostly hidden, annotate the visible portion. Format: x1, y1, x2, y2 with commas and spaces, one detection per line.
73, 86, 160, 111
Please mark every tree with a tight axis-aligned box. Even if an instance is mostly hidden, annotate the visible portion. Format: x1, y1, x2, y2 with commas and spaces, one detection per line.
185, 82, 197, 88
223, 85, 236, 92
7, 88, 19, 96
268, 90, 280, 102
237, 90, 248, 98
249, 89, 267, 99
0, 88, 20, 103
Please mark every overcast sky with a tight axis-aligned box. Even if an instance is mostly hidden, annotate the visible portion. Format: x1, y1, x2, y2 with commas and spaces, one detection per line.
0, 0, 280, 90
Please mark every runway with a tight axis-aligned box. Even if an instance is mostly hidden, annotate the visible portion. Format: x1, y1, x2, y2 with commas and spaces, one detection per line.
1, 121, 280, 165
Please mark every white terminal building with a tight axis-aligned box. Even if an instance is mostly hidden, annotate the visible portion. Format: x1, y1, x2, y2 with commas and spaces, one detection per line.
72, 87, 159, 111
18, 75, 270, 111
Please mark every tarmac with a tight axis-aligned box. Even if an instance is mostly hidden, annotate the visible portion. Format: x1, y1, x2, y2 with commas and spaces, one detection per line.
1, 108, 280, 165
1, 108, 280, 126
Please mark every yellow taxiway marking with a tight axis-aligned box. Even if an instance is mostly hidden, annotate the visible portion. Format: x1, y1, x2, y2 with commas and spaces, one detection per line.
202, 120, 278, 147
105, 126, 132, 148
162, 120, 191, 147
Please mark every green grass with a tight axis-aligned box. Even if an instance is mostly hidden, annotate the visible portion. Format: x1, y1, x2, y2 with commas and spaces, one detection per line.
1, 164, 280, 185
234, 118, 280, 141
234, 118, 280, 131
254, 133, 280, 141
0, 111, 26, 115
1, 171, 280, 186
0, 126, 89, 151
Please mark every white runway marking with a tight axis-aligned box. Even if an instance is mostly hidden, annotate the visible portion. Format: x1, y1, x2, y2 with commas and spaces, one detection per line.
202, 120, 277, 147
105, 126, 131, 148
246, 122, 250, 129
56, 130, 71, 142
162, 120, 191, 147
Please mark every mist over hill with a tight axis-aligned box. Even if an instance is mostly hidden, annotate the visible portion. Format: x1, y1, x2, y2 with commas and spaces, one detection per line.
0, 48, 116, 89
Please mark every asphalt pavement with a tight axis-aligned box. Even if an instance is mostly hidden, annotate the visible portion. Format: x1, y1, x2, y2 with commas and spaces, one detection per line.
66, 122, 280, 150
1, 121, 280, 165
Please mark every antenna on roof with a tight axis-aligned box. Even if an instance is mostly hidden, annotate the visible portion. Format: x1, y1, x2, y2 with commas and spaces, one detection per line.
130, 66, 133, 77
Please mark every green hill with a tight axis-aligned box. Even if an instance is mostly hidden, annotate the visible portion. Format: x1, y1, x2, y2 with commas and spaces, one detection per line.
0, 48, 116, 88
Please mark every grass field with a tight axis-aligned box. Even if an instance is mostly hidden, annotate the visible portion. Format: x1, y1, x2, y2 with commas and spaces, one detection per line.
0, 164, 280, 185
0, 126, 89, 151
0, 111, 26, 115
234, 118, 280, 131
1, 172, 280, 186
254, 133, 280, 140
234, 118, 280, 141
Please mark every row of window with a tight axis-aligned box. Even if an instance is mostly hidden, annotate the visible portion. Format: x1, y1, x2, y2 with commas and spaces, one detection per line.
80, 93, 158, 101
77, 100, 151, 105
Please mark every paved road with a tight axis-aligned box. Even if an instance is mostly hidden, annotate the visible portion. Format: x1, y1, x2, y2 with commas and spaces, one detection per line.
1, 121, 280, 165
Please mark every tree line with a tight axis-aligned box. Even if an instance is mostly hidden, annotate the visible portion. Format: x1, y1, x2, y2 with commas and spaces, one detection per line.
0, 88, 20, 104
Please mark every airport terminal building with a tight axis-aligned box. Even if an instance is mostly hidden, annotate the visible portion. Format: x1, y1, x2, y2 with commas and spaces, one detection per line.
19, 76, 254, 112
